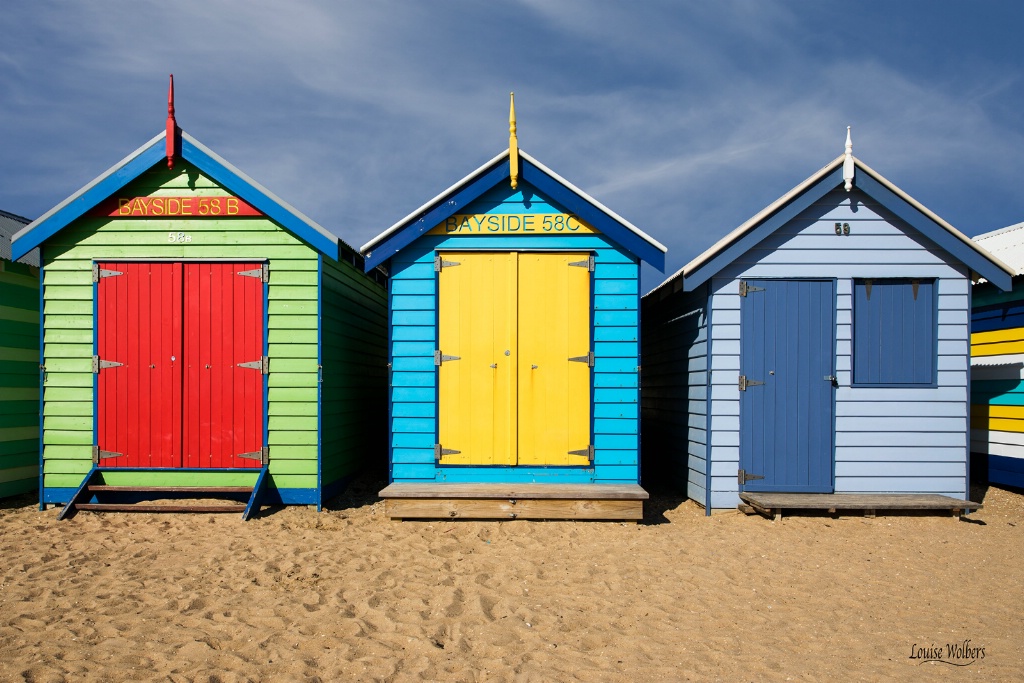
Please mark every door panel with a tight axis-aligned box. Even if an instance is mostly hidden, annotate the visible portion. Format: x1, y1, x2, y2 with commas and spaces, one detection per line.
437, 252, 591, 467
517, 253, 591, 466
182, 263, 265, 468
96, 261, 264, 469
97, 262, 183, 467
740, 279, 834, 492
437, 253, 517, 465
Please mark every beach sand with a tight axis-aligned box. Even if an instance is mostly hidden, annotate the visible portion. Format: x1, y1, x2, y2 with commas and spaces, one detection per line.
1, 477, 1021, 682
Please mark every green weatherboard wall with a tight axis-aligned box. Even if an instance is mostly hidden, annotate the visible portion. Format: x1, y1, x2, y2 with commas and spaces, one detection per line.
40, 161, 386, 505
0, 259, 40, 498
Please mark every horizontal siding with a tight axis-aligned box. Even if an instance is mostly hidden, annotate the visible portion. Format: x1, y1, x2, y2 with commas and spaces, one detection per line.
0, 261, 40, 497
40, 162, 323, 498
389, 181, 640, 485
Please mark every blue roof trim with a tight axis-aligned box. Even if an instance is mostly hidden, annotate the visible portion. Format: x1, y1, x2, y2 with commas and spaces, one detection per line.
520, 159, 663, 271
180, 137, 339, 259
11, 140, 166, 261
855, 172, 1013, 291
683, 166, 845, 291
362, 160, 509, 271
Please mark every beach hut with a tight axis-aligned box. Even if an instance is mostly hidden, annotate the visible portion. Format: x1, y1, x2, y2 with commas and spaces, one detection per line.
0, 210, 39, 498
11, 80, 387, 518
361, 98, 666, 520
969, 222, 1024, 489
641, 130, 1013, 516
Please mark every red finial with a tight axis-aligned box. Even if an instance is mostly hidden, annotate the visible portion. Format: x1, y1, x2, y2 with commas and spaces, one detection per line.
166, 74, 177, 170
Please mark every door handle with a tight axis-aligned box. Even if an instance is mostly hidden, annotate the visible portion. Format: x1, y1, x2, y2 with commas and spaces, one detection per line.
824, 375, 838, 387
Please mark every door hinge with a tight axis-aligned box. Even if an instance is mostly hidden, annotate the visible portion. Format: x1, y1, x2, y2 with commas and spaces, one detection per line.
738, 281, 765, 297
434, 443, 461, 463
92, 356, 124, 373
568, 255, 595, 271
738, 469, 765, 485
92, 445, 122, 463
238, 447, 269, 465
434, 256, 461, 272
92, 264, 124, 282
237, 264, 269, 282
434, 350, 461, 365
237, 356, 269, 374
738, 374, 764, 391
568, 444, 595, 464
568, 352, 594, 367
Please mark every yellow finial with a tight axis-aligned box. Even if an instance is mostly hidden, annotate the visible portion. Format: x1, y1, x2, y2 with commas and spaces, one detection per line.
509, 92, 519, 190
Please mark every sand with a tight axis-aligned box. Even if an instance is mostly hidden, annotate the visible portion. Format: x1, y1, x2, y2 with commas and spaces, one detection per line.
0, 477, 1022, 682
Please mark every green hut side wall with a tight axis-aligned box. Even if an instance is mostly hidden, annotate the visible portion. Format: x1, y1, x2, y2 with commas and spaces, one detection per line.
0, 259, 40, 497
319, 255, 388, 496
41, 160, 384, 504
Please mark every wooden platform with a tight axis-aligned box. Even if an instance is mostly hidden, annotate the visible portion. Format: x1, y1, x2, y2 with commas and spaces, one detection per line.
739, 492, 982, 520
379, 483, 648, 521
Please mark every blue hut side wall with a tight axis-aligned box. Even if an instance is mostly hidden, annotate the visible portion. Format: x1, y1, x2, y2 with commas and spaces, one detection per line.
388, 183, 640, 485
970, 276, 1024, 489
640, 283, 709, 503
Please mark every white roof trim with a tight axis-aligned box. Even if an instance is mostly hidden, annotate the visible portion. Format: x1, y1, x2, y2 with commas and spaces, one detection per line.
648, 154, 1015, 296
360, 148, 666, 254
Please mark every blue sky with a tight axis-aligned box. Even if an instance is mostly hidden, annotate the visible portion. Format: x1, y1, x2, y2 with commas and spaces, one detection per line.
2, 1, 1022, 287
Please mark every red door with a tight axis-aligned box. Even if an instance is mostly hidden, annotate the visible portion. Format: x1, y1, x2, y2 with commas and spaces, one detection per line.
96, 262, 265, 468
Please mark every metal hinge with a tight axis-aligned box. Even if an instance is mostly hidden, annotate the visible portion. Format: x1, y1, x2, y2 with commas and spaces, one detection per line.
738, 375, 764, 391
568, 444, 595, 464
92, 264, 124, 282
92, 356, 124, 373
434, 256, 461, 272
92, 445, 122, 463
237, 356, 269, 374
238, 447, 269, 465
568, 352, 594, 367
434, 443, 461, 463
434, 350, 461, 365
738, 469, 765, 485
738, 281, 764, 297
568, 255, 595, 271
237, 264, 269, 282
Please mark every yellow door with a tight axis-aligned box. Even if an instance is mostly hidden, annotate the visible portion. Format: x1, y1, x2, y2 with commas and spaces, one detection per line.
437, 252, 517, 465
517, 253, 592, 466
437, 252, 591, 466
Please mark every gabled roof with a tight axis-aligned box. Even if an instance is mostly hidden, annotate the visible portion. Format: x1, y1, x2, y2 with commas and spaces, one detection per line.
973, 221, 1024, 276
12, 130, 344, 262
0, 209, 36, 266
648, 154, 1015, 296
360, 149, 667, 272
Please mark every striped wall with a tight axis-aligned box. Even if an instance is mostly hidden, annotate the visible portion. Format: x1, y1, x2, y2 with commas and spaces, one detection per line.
970, 277, 1024, 488
388, 183, 640, 485
0, 259, 40, 497
39, 160, 383, 504
641, 284, 708, 502
644, 187, 972, 509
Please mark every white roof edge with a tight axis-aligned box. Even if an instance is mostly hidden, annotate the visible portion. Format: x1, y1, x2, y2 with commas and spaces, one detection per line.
13, 131, 167, 243
646, 153, 1015, 298
181, 132, 341, 250
972, 220, 1024, 243
361, 150, 509, 253
360, 148, 667, 255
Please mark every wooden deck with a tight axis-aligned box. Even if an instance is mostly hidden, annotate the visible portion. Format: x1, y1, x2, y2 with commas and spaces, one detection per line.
739, 492, 982, 520
379, 483, 648, 521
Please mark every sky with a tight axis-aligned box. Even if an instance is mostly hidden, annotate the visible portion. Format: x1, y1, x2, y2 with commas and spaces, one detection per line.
2, 1, 1022, 289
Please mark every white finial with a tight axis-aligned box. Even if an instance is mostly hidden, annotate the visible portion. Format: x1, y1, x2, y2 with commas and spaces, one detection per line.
843, 125, 854, 192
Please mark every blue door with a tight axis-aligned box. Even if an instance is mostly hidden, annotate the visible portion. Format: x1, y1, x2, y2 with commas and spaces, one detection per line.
739, 279, 835, 492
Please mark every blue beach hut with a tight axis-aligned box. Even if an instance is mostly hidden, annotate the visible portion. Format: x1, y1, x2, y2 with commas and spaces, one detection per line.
361, 100, 666, 520
641, 131, 1013, 516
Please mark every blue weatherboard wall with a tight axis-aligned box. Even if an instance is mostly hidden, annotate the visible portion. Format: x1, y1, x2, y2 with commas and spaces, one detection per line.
644, 183, 988, 510
387, 182, 642, 485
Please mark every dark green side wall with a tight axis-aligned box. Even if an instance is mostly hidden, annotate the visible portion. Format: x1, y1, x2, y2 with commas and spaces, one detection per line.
0, 259, 40, 497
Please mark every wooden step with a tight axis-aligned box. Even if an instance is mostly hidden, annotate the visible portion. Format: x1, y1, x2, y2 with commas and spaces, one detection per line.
76, 503, 246, 513
86, 485, 253, 494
